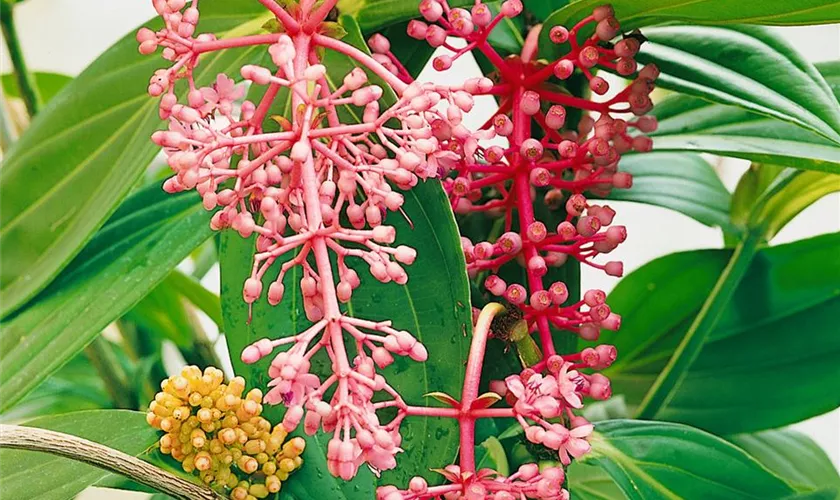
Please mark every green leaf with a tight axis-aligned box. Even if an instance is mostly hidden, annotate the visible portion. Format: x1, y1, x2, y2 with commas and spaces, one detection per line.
568, 461, 626, 500
1, 71, 72, 104
484, 1, 525, 55
540, 0, 840, 57
524, 0, 569, 22
585, 420, 795, 500
647, 94, 840, 174
0, 353, 110, 423
220, 15, 472, 490
603, 153, 733, 229
381, 22, 436, 78
280, 432, 377, 500
0, 410, 158, 500
729, 429, 840, 492
754, 169, 840, 239
0, 182, 212, 413
602, 232, 840, 434
0, 0, 272, 318
165, 270, 223, 329
476, 436, 509, 476
636, 25, 840, 143
340, 0, 470, 33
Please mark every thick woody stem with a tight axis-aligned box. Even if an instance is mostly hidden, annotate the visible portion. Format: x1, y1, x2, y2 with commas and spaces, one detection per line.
0, 425, 224, 500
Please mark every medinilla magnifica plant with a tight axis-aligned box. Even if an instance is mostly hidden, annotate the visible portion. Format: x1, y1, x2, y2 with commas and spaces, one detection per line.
0, 0, 839, 499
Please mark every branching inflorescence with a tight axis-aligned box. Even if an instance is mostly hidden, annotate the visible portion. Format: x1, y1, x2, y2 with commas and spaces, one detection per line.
141, 0, 655, 498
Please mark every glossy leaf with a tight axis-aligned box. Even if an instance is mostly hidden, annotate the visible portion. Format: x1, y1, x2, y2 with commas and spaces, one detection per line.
0, 410, 158, 500
756, 169, 840, 239
165, 270, 223, 329
279, 432, 377, 500
729, 429, 840, 492
0, 354, 110, 424
636, 25, 840, 143
585, 420, 795, 499
341, 0, 470, 33
540, 0, 840, 57
0, 0, 271, 317
0, 183, 212, 413
647, 94, 840, 174
568, 461, 626, 500
220, 15, 472, 490
1, 71, 72, 104
524, 0, 569, 22
604, 153, 733, 229
601, 232, 840, 434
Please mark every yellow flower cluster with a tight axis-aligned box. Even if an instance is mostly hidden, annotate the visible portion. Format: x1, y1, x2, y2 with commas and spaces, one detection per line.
146, 366, 305, 499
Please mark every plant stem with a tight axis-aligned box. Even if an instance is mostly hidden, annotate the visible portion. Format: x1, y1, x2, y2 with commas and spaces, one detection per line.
84, 335, 135, 409
0, 425, 224, 500
0, 1, 42, 116
634, 229, 762, 419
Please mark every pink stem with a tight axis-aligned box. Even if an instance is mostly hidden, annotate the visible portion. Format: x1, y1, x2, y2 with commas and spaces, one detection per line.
312, 34, 408, 94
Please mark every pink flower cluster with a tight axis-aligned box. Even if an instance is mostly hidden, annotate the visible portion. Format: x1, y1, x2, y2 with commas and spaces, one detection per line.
139, 0, 470, 479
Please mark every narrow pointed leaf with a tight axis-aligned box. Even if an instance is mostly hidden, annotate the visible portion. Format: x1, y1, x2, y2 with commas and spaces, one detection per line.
0, 0, 271, 317
585, 420, 795, 499
0, 183, 211, 413
0, 410, 158, 500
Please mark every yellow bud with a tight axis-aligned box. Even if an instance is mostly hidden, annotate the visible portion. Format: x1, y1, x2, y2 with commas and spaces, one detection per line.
219, 428, 237, 445
282, 437, 306, 457
197, 408, 213, 423
249, 483, 269, 499
172, 406, 191, 421
188, 392, 203, 406
277, 471, 289, 481
266, 474, 281, 493
293, 456, 303, 468
262, 462, 277, 476
244, 439, 265, 455
279, 458, 296, 473
246, 388, 263, 402
182, 454, 196, 473
209, 438, 224, 454
238, 456, 258, 474
255, 452, 269, 465
231, 487, 249, 500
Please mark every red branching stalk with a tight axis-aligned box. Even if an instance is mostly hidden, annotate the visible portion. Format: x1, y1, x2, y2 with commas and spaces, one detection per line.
140, 0, 479, 480
374, 0, 659, 498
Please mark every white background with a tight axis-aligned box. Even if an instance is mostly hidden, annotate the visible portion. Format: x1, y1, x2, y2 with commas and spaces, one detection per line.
1, 1, 838, 497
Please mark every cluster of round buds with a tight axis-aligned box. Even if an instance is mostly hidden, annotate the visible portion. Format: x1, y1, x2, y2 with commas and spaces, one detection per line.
410, 1, 658, 352
146, 367, 305, 498
497, 356, 612, 464
378, 463, 570, 499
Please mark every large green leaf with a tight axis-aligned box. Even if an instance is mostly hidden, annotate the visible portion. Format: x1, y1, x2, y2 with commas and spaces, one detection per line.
540, 0, 840, 57
569, 462, 626, 500
729, 429, 840, 493
0, 410, 158, 500
220, 15, 472, 491
0, 0, 271, 318
584, 420, 795, 499
647, 95, 840, 174
605, 153, 733, 229
601, 232, 840, 434
0, 354, 110, 424
0, 182, 212, 413
635, 25, 840, 143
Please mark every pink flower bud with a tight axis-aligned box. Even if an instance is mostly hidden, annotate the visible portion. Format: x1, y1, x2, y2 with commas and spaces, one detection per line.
419, 0, 443, 22
553, 59, 575, 80
528, 255, 547, 277
530, 290, 552, 311
471, 4, 492, 26
500, 0, 523, 17
497, 232, 522, 254
601, 312, 621, 331
639, 63, 660, 81
593, 5, 615, 21
530, 167, 550, 187
558, 139, 577, 158
566, 194, 587, 216
612, 171, 633, 189
547, 282, 568, 305
606, 225, 627, 245
520, 90, 541, 115
605, 261, 623, 277
550, 26, 569, 44
368, 34, 391, 53
505, 284, 527, 304
615, 37, 640, 57
282, 405, 304, 431
485, 275, 507, 296
584, 289, 606, 307
526, 221, 547, 242
243, 277, 262, 303
409, 477, 428, 493
545, 105, 567, 129
589, 76, 609, 95
425, 25, 447, 47
343, 67, 367, 91
520, 138, 544, 160
493, 114, 514, 136
351, 86, 382, 106
372, 225, 396, 243
632, 135, 653, 152
578, 45, 600, 68
409, 342, 428, 361
617, 57, 637, 76
485, 145, 505, 163
433, 54, 453, 71
407, 20, 429, 40
267, 282, 285, 305
556, 221, 576, 240
595, 17, 621, 41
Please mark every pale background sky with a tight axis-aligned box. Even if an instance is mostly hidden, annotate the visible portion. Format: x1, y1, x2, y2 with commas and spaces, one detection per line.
1, 1, 838, 497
